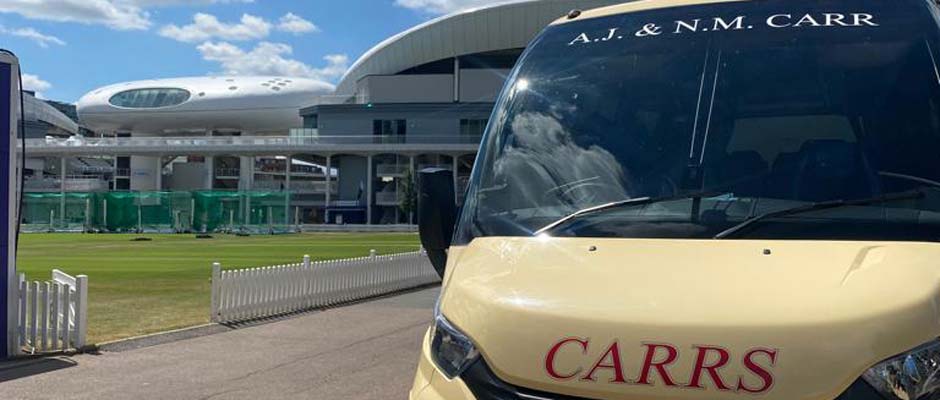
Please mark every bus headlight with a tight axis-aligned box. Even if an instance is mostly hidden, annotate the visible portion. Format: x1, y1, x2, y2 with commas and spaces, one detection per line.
863, 339, 940, 400
430, 306, 479, 379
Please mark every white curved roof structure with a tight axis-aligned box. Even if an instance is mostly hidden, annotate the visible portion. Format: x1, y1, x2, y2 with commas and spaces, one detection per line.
77, 76, 332, 135
335, 0, 624, 96
24, 92, 79, 135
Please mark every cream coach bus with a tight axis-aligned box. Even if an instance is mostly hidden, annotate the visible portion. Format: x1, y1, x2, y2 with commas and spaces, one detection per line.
411, 0, 940, 399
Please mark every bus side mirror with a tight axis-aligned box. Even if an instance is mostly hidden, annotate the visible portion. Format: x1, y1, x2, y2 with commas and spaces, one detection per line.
418, 168, 456, 278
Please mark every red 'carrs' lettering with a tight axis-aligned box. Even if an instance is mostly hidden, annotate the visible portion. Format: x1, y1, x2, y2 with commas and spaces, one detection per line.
545, 338, 589, 380
737, 348, 778, 394
581, 341, 627, 383
686, 345, 731, 390
636, 343, 679, 387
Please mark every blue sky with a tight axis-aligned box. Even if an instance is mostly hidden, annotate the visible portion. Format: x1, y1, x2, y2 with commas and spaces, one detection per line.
0, 0, 516, 102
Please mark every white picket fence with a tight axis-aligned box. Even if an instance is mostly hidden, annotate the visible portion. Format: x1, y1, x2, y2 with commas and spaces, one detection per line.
210, 250, 439, 323
17, 269, 88, 354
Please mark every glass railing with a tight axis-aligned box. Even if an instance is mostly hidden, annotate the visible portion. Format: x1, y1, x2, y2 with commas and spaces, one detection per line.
25, 134, 484, 149
251, 180, 287, 191
215, 168, 241, 177
78, 166, 114, 174
252, 180, 338, 194
290, 181, 338, 194
24, 177, 109, 192
376, 164, 410, 176
417, 164, 453, 171
375, 191, 401, 205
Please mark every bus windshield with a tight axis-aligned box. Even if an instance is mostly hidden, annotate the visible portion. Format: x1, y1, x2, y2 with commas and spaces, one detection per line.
455, 0, 940, 243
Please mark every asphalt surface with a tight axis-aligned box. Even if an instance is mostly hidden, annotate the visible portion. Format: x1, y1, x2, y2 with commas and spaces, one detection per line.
0, 287, 440, 400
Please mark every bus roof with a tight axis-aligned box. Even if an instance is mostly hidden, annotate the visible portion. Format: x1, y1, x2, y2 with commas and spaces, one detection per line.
552, 0, 748, 25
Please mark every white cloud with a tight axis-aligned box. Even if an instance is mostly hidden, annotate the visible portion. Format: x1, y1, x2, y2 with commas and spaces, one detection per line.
131, 0, 253, 5
0, 26, 67, 48
394, 0, 524, 14
0, 0, 151, 30
159, 13, 271, 43
277, 13, 318, 34
22, 74, 52, 98
197, 41, 349, 82
0, 0, 255, 31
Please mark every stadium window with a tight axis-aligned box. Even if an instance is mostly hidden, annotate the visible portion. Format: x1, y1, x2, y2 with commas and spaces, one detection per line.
304, 115, 318, 129
109, 88, 191, 108
460, 119, 488, 136
373, 119, 407, 136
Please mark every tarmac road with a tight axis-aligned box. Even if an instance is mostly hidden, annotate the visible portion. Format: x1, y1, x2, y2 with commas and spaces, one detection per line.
0, 287, 440, 400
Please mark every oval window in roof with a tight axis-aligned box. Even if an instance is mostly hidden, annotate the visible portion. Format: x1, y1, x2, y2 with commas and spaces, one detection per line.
109, 88, 191, 108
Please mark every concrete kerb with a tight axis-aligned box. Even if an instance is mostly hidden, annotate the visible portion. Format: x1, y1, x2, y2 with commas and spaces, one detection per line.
90, 282, 442, 353
0, 281, 442, 363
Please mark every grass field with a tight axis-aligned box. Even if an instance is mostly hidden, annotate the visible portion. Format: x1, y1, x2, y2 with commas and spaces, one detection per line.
16, 232, 420, 344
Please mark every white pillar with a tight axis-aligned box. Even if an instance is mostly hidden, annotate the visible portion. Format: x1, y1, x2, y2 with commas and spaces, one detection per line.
155, 156, 163, 191
325, 154, 332, 222
284, 155, 291, 227
366, 154, 373, 225
453, 57, 460, 103
59, 157, 66, 191
111, 155, 117, 190
410, 155, 416, 224
239, 156, 253, 191
59, 157, 66, 227
205, 130, 216, 191
452, 155, 459, 202
204, 156, 214, 190
284, 155, 291, 192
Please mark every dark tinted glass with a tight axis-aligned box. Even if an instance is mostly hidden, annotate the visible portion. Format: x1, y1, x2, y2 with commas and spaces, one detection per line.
456, 0, 940, 243
109, 88, 191, 108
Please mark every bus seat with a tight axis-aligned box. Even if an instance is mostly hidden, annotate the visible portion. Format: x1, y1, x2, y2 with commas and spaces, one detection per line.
711, 151, 768, 197
793, 140, 878, 202
763, 152, 802, 200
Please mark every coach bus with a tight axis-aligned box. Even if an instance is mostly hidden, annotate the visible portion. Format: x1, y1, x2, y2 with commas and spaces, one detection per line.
411, 0, 940, 399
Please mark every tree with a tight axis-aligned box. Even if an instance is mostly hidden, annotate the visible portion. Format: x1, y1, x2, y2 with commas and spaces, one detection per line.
399, 167, 418, 224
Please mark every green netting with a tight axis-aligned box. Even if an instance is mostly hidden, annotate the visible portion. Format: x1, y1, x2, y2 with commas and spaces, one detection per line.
22, 191, 292, 234
22, 193, 95, 232
191, 191, 290, 234
192, 191, 241, 233
246, 191, 290, 234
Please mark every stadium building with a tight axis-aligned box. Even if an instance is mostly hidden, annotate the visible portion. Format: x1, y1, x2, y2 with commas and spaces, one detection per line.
26, 0, 622, 227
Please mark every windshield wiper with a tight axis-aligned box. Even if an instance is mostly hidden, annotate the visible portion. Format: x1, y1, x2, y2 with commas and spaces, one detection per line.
535, 190, 726, 235
713, 189, 927, 239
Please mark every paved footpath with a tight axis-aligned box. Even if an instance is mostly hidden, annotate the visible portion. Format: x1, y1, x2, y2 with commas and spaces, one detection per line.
0, 287, 440, 400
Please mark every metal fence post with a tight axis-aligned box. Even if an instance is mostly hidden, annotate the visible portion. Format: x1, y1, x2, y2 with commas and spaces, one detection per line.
210, 262, 221, 322
74, 275, 88, 349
